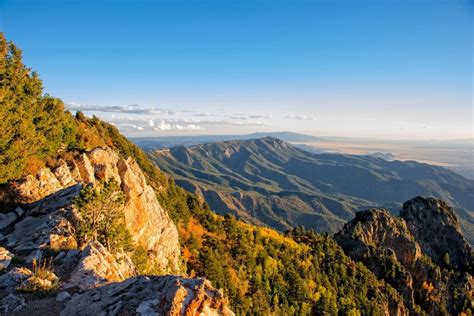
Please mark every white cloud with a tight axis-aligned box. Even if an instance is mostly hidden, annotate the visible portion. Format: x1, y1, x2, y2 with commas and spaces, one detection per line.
229, 113, 273, 120
284, 114, 315, 120
153, 120, 203, 131
67, 102, 279, 134
66, 102, 175, 115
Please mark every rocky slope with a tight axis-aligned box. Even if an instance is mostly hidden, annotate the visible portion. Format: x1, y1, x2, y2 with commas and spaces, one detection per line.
61, 276, 233, 316
149, 137, 474, 244
5, 147, 180, 273
335, 197, 473, 314
0, 146, 232, 315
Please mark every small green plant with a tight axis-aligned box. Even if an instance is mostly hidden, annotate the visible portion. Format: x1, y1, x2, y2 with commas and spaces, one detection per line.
73, 179, 133, 253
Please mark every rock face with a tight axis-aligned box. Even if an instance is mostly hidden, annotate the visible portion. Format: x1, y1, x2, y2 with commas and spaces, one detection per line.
0, 212, 17, 230
335, 209, 420, 309
61, 276, 234, 316
5, 206, 77, 268
118, 157, 180, 272
65, 241, 136, 290
401, 197, 473, 272
335, 197, 473, 314
7, 147, 180, 273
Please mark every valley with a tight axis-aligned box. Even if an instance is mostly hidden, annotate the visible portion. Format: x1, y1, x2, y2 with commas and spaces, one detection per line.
149, 137, 474, 245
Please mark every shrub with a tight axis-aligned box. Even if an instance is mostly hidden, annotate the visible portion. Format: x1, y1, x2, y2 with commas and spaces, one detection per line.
73, 179, 132, 253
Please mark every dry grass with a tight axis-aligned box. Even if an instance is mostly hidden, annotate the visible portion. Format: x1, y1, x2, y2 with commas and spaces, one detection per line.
18, 258, 59, 293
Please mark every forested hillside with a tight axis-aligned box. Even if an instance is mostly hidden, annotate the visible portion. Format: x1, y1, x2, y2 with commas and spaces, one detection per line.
159, 181, 407, 314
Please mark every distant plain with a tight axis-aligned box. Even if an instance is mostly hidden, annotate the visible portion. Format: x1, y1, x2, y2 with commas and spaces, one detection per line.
297, 137, 474, 180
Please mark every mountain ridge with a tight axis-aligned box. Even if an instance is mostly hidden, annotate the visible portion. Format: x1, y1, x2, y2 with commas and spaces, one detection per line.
150, 136, 474, 244
131, 132, 319, 150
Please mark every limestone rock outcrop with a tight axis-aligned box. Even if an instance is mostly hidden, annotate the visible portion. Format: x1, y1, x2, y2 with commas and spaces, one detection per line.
401, 197, 473, 272
118, 157, 180, 272
61, 276, 234, 316
335, 197, 473, 314
6, 147, 180, 273
65, 241, 136, 290
64, 241, 137, 290
335, 209, 420, 309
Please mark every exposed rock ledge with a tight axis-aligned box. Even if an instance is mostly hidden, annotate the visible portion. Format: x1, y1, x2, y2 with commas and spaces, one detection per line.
61, 276, 234, 316
7, 147, 180, 273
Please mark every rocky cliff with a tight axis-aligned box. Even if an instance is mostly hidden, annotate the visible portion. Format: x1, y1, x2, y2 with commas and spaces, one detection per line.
335, 197, 473, 314
0, 147, 232, 315
6, 147, 180, 273
401, 197, 473, 272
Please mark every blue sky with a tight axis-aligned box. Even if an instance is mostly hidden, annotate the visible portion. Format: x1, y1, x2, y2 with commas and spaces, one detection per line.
1, 0, 472, 139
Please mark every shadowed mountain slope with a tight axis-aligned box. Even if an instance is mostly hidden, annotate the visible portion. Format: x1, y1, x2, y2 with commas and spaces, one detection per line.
149, 137, 474, 243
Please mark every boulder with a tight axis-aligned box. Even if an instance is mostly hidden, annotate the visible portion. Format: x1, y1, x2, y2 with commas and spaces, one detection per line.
14, 168, 63, 204
61, 276, 234, 316
53, 160, 76, 187
0, 267, 33, 293
87, 147, 121, 184
27, 184, 81, 216
19, 271, 59, 292
0, 212, 17, 230
65, 241, 136, 290
6, 209, 76, 254
13, 206, 25, 217
0, 247, 13, 270
75, 153, 96, 185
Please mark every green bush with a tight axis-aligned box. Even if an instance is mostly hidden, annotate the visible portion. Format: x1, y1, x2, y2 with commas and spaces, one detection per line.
73, 179, 132, 253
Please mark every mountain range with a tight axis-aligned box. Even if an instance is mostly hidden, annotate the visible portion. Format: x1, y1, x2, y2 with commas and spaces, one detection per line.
149, 137, 474, 244
131, 131, 319, 150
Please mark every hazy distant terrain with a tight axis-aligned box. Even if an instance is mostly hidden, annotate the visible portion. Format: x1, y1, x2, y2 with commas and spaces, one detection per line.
298, 137, 474, 180
149, 137, 474, 244
131, 132, 319, 150
134, 132, 474, 180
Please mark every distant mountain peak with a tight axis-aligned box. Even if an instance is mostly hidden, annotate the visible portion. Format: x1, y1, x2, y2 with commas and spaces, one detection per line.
150, 136, 474, 244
